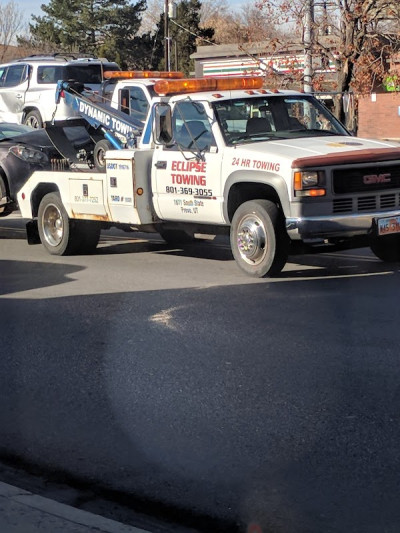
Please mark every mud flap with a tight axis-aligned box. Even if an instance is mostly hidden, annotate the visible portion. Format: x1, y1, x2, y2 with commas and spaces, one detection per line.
26, 220, 41, 244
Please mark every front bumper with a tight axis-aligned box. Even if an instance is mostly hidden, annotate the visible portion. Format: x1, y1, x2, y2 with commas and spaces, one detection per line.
286, 209, 400, 242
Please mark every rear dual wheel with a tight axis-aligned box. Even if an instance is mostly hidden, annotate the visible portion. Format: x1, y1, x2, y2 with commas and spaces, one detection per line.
38, 192, 100, 255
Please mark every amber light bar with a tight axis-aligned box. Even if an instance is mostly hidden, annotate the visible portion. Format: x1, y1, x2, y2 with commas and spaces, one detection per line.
154, 76, 264, 95
104, 70, 184, 80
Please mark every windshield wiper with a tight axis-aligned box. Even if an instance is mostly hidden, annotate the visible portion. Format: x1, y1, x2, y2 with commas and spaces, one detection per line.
231, 133, 286, 144
302, 129, 342, 135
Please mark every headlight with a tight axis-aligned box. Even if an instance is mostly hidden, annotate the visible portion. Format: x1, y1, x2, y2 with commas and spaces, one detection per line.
294, 170, 326, 197
9, 145, 49, 164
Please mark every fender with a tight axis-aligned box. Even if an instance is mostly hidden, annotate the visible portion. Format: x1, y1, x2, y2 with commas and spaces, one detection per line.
223, 169, 291, 223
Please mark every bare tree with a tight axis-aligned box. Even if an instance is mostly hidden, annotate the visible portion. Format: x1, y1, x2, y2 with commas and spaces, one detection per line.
257, 0, 400, 122
200, 0, 284, 44
138, 0, 163, 35
0, 0, 25, 61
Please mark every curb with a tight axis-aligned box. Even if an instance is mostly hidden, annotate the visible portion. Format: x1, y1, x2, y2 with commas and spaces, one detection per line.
0, 481, 150, 533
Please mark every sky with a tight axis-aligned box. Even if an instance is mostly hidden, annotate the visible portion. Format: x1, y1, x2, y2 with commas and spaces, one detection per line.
19, 0, 245, 25
18, 0, 44, 24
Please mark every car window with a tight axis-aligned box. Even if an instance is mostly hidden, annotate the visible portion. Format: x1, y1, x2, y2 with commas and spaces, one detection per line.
2, 65, 28, 87
64, 64, 118, 84
37, 65, 64, 84
0, 67, 7, 87
0, 123, 33, 140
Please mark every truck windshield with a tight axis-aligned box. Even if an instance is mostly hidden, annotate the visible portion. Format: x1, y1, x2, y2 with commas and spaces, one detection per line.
213, 95, 348, 145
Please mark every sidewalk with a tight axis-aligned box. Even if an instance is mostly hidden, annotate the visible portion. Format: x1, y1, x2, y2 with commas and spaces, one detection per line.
0, 481, 151, 533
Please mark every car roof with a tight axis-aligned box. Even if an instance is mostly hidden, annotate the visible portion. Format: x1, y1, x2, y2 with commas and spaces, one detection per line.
1, 54, 117, 67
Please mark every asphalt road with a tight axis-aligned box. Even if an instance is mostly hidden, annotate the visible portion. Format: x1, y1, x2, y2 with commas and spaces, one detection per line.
1, 215, 400, 533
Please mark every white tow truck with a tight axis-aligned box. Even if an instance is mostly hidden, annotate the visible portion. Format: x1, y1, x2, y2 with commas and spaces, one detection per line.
17, 74, 400, 277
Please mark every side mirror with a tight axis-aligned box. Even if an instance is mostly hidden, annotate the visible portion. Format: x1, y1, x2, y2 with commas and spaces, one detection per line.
154, 103, 173, 145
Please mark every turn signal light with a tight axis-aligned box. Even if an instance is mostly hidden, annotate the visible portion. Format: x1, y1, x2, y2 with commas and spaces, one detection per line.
294, 170, 326, 197
299, 188, 326, 197
104, 71, 184, 80
154, 76, 264, 95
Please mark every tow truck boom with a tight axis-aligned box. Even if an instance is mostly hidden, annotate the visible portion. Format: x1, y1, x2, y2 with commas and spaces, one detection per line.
52, 80, 144, 169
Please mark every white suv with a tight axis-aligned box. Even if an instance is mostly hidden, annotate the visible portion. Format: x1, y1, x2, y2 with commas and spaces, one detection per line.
0, 54, 120, 128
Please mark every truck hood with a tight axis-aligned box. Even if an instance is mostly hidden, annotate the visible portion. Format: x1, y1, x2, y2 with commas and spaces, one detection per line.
240, 135, 400, 166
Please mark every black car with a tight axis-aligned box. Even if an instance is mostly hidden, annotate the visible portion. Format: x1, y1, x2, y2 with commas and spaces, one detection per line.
0, 120, 94, 217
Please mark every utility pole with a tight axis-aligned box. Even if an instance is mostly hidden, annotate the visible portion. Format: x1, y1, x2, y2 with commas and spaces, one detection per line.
164, 0, 170, 71
303, 0, 314, 93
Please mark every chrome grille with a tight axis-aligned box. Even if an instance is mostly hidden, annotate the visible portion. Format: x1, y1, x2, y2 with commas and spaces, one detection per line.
358, 196, 376, 211
380, 194, 397, 209
333, 198, 353, 213
333, 193, 400, 214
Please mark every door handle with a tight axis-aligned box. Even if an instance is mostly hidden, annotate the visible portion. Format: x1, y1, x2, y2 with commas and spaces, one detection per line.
154, 161, 167, 169
16, 94, 23, 99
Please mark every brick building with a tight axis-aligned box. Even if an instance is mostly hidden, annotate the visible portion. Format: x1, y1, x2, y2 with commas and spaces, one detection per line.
357, 92, 400, 140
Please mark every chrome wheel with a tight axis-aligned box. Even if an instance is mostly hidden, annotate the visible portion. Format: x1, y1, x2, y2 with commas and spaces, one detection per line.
26, 115, 39, 128
236, 213, 268, 266
230, 199, 289, 278
24, 110, 43, 129
42, 203, 64, 247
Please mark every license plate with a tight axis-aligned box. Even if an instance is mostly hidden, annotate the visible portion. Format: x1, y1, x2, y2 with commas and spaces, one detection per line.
377, 216, 400, 236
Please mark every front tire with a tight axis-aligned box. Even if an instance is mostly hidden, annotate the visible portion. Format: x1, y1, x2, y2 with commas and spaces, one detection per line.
230, 199, 289, 277
370, 234, 400, 262
24, 110, 43, 129
38, 192, 100, 255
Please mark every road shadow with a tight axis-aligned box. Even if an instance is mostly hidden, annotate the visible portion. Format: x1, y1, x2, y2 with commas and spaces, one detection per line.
0, 226, 27, 240
97, 234, 234, 262
281, 248, 400, 279
1, 275, 400, 532
97, 234, 400, 277
0, 260, 85, 295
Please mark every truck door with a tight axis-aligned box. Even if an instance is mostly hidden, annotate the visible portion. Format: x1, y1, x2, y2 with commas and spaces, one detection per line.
0, 64, 29, 123
152, 100, 225, 224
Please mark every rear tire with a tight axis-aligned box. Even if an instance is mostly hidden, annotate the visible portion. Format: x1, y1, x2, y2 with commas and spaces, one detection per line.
94, 140, 112, 172
230, 199, 289, 277
24, 110, 43, 129
0, 175, 7, 216
370, 234, 400, 262
38, 192, 100, 255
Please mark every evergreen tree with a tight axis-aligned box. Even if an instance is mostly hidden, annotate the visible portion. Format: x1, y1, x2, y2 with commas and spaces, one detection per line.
167, 0, 214, 74
26, 0, 146, 67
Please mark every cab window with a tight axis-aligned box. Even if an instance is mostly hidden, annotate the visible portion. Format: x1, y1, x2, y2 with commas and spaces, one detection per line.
172, 101, 215, 152
119, 87, 149, 121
